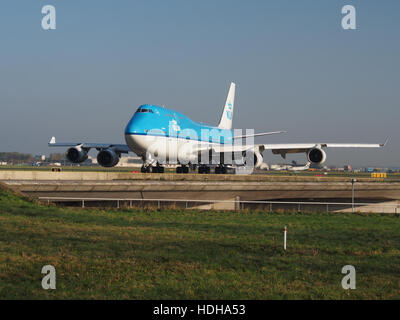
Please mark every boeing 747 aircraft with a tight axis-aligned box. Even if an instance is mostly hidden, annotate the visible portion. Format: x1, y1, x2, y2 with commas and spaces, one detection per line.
49, 82, 386, 174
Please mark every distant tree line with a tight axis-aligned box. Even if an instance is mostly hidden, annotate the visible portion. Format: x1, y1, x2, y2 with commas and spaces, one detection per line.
0, 152, 65, 164
0, 152, 36, 163
49, 153, 65, 161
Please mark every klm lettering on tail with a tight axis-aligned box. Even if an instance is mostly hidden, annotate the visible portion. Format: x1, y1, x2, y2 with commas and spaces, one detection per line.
226, 103, 233, 120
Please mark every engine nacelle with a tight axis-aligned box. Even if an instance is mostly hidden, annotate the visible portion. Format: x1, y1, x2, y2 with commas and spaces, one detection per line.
242, 149, 264, 168
97, 149, 120, 167
66, 146, 88, 163
307, 148, 326, 165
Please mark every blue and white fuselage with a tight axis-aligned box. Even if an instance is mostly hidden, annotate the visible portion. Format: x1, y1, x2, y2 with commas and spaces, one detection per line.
125, 104, 234, 165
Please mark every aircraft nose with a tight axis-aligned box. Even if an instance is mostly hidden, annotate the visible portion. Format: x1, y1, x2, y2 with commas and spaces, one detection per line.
125, 115, 145, 135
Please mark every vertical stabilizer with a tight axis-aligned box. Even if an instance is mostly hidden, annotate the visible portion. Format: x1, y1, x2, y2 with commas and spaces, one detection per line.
218, 82, 235, 130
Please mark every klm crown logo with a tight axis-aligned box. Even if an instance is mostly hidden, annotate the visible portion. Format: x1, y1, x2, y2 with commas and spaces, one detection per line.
226, 103, 233, 119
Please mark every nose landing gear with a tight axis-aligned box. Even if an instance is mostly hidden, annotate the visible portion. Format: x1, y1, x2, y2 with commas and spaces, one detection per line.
152, 165, 164, 173
141, 164, 164, 173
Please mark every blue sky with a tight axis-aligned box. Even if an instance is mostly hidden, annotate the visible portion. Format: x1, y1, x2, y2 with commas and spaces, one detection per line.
0, 0, 399, 167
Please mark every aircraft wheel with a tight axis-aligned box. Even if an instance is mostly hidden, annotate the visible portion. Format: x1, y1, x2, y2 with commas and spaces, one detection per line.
141, 166, 150, 173
221, 166, 227, 174
176, 166, 183, 174
183, 166, 189, 174
198, 166, 204, 174
152, 165, 164, 173
215, 166, 221, 174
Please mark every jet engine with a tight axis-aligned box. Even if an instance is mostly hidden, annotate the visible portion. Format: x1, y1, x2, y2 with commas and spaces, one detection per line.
307, 148, 326, 165
242, 149, 264, 168
97, 149, 120, 167
66, 146, 88, 163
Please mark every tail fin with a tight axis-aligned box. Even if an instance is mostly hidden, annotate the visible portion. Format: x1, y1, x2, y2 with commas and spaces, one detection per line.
218, 82, 236, 130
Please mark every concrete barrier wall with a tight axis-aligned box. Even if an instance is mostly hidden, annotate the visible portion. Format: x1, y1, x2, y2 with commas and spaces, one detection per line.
6, 179, 400, 201
0, 171, 120, 181
0, 170, 390, 183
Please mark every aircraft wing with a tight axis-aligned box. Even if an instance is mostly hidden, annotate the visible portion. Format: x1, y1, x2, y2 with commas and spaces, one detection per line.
48, 137, 130, 153
211, 139, 387, 157
263, 141, 387, 158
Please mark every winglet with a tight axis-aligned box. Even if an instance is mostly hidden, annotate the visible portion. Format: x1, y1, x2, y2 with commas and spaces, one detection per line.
49, 137, 56, 145
380, 137, 389, 147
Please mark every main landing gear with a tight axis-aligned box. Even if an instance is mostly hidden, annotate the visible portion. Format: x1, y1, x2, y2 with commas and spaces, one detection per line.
214, 165, 227, 174
140, 164, 228, 174
176, 165, 189, 174
198, 165, 210, 174
198, 165, 227, 174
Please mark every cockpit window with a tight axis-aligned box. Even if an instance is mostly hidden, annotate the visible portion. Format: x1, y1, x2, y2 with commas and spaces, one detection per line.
136, 108, 153, 113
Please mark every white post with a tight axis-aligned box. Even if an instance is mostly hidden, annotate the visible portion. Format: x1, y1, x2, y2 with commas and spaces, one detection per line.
350, 178, 357, 213
352, 181, 354, 213
284, 226, 287, 250
235, 196, 240, 211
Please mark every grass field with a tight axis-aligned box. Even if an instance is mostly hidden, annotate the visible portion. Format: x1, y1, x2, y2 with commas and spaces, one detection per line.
0, 184, 399, 299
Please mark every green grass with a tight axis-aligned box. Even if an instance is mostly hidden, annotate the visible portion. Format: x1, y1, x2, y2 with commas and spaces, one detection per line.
0, 185, 399, 299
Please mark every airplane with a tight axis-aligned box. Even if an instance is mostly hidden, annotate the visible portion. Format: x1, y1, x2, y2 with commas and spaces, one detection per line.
269, 161, 311, 171
287, 162, 311, 171
49, 82, 387, 174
